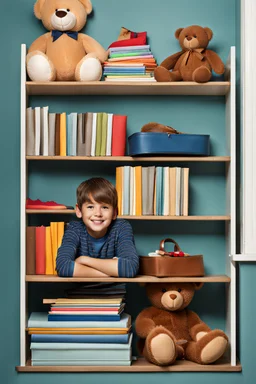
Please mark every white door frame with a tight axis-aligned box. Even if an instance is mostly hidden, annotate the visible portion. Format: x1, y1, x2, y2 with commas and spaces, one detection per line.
240, 0, 256, 260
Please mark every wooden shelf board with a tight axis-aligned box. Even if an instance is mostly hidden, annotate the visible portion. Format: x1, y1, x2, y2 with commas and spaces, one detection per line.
26, 81, 230, 96
16, 357, 241, 372
25, 274, 231, 283
25, 211, 230, 220
26, 156, 230, 162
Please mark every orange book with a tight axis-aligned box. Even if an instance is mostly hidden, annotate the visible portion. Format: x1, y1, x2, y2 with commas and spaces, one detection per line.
59, 112, 66, 156
50, 222, 58, 275
45, 226, 54, 275
35, 226, 46, 274
111, 115, 127, 156
134, 166, 142, 216
116, 166, 123, 216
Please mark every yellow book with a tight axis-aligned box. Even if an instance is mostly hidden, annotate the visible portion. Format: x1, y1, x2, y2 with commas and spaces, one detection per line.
50, 222, 58, 275
45, 226, 54, 274
116, 166, 123, 216
57, 222, 65, 248
59, 112, 66, 156
134, 166, 142, 216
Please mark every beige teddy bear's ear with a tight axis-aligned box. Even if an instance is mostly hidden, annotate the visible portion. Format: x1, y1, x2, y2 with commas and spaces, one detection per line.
34, 0, 46, 20
204, 27, 213, 41
79, 0, 93, 14
175, 28, 184, 39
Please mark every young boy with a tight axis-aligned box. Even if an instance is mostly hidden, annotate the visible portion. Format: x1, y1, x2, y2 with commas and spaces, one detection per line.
56, 177, 139, 278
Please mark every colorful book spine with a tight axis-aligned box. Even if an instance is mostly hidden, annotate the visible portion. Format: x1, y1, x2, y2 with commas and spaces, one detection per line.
111, 115, 127, 156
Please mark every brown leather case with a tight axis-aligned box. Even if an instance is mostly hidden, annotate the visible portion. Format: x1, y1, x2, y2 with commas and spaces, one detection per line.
139, 238, 205, 277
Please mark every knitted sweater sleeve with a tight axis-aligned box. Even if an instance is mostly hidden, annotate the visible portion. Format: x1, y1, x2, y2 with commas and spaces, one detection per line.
56, 223, 80, 277
115, 220, 139, 278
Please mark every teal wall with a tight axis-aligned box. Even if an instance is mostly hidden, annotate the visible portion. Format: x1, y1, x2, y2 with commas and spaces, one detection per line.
2, 0, 256, 383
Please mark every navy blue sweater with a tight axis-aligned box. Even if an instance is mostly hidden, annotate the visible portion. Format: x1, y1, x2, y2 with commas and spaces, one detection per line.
56, 219, 139, 278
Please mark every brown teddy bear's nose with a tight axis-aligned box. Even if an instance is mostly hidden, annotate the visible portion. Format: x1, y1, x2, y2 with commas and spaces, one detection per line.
186, 36, 192, 41
56, 10, 67, 18
170, 294, 177, 300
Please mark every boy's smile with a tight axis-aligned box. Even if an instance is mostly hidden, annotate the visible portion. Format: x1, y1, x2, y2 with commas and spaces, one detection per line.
75, 195, 117, 238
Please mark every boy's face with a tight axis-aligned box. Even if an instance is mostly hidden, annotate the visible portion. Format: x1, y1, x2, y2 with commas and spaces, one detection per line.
75, 195, 117, 238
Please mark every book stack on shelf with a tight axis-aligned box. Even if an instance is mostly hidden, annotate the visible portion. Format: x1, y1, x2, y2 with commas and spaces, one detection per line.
28, 284, 133, 366
103, 45, 157, 82
26, 107, 127, 157
26, 222, 65, 275
116, 166, 189, 216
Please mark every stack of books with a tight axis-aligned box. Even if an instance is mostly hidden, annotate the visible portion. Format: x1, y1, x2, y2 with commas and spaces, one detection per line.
26, 222, 65, 275
116, 166, 189, 216
103, 45, 157, 82
28, 284, 133, 366
26, 108, 127, 157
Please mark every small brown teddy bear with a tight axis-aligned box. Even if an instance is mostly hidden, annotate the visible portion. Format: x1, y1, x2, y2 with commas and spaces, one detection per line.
135, 282, 228, 366
27, 0, 108, 81
154, 25, 225, 83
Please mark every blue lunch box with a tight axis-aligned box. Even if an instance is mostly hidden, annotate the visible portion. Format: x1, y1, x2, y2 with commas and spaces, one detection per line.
128, 132, 210, 156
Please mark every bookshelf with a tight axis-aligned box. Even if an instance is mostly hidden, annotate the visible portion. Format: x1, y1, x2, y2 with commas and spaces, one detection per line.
18, 45, 239, 372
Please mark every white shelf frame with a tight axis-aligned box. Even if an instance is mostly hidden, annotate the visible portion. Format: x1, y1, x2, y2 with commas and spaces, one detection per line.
225, 47, 236, 366
19, 45, 238, 369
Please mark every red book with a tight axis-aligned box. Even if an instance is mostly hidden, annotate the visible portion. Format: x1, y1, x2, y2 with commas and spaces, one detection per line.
108, 32, 147, 48
36, 226, 46, 274
111, 115, 127, 156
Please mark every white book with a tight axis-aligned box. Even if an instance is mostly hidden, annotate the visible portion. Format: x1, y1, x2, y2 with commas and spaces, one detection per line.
48, 113, 56, 156
163, 167, 170, 216
40, 106, 49, 156
122, 166, 130, 215
105, 77, 156, 82
175, 167, 181, 216
106, 113, 113, 156
34, 106, 41, 156
71, 112, 77, 156
129, 167, 134, 215
91, 113, 97, 156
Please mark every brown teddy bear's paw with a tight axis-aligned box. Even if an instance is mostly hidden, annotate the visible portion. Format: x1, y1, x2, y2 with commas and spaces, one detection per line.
154, 66, 173, 82
200, 333, 228, 364
145, 326, 177, 366
192, 66, 212, 83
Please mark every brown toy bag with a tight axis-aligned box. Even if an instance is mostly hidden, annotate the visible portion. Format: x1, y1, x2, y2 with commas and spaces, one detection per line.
139, 238, 204, 277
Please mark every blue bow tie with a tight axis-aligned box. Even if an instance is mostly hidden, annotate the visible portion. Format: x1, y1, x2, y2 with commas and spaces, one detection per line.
52, 30, 78, 42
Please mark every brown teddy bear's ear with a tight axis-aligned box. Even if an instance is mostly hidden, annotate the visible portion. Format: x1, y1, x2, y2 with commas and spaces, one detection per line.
175, 28, 184, 39
204, 27, 213, 41
79, 0, 93, 14
34, 0, 45, 20
193, 282, 204, 290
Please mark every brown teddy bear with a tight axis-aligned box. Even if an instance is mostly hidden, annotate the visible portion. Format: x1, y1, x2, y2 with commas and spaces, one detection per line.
135, 282, 228, 366
154, 25, 225, 83
26, 0, 108, 81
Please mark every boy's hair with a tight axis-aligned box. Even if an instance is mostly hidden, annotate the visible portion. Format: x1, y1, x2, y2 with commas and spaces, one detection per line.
77, 178, 118, 210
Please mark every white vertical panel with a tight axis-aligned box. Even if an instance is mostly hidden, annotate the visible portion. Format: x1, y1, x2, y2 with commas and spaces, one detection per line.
225, 47, 236, 366
20, 44, 27, 366
241, 0, 256, 255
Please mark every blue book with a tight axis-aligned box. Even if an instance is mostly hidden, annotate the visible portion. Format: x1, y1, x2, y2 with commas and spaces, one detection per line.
28, 312, 131, 328
48, 314, 120, 322
31, 333, 130, 343
31, 334, 132, 360
32, 359, 131, 366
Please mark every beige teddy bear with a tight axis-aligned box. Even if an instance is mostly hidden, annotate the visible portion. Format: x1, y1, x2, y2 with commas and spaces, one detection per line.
26, 0, 108, 81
